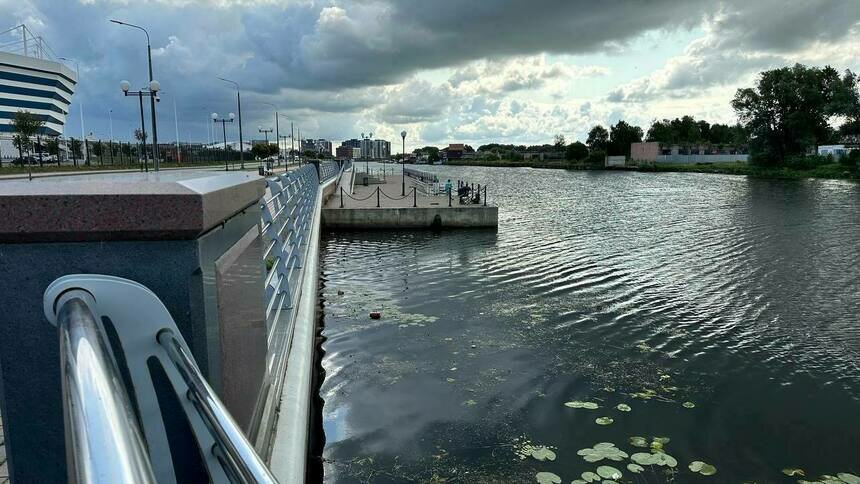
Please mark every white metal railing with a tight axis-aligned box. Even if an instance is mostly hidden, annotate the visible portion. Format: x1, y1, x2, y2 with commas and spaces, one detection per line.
251, 160, 345, 459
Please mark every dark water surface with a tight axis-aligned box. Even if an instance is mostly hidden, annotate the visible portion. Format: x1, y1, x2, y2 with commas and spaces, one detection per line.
316, 166, 860, 483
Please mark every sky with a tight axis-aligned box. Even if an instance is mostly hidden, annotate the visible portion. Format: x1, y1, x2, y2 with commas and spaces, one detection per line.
4, 0, 860, 151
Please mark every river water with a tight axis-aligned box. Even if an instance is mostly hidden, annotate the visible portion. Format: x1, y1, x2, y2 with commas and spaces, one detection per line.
315, 166, 860, 483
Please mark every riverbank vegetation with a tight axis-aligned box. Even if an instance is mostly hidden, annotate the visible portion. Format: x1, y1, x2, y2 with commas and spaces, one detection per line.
446, 64, 860, 180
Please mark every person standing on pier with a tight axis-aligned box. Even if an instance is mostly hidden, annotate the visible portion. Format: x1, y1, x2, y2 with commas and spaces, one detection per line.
445, 179, 452, 197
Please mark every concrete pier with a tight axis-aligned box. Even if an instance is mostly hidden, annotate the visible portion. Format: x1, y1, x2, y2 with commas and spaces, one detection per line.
323, 172, 498, 229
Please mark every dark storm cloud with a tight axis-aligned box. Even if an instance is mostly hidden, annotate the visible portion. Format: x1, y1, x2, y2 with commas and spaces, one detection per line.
266, 0, 713, 89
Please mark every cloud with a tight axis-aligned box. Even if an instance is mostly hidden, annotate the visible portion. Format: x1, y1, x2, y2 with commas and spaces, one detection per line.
607, 2, 860, 103
2, 0, 859, 148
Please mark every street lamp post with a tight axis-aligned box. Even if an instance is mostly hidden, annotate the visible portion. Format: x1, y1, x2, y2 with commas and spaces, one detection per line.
401, 130, 407, 195
120, 80, 160, 172
212, 112, 235, 171
279, 134, 290, 172
261, 103, 281, 166
110, 20, 160, 170
258, 126, 273, 170
218, 77, 244, 169
258, 127, 273, 144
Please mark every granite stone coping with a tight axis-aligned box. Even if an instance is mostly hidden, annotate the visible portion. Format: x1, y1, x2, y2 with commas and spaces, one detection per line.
0, 170, 266, 242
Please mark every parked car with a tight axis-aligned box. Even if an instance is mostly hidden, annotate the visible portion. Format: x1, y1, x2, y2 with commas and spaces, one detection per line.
12, 156, 37, 166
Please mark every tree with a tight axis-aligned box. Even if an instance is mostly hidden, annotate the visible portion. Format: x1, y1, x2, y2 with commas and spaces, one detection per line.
91, 141, 103, 158
134, 129, 148, 160
69, 138, 82, 166
608, 120, 643, 158
586, 125, 609, 152
46, 138, 59, 156
553, 134, 566, 149
251, 143, 269, 160
732, 64, 860, 165
11, 110, 44, 161
565, 141, 588, 161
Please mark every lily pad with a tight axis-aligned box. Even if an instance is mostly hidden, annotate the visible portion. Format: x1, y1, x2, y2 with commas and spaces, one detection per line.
652, 436, 671, 444
839, 473, 860, 484
581, 471, 600, 482
616, 403, 632, 412
535, 471, 561, 484
629, 436, 649, 448
595, 417, 614, 425
530, 446, 556, 462
596, 466, 622, 479
690, 460, 717, 475
627, 463, 644, 474
682, 401, 696, 409
652, 453, 678, 468
565, 401, 599, 409
577, 443, 628, 463
631, 453, 657, 465
783, 468, 806, 477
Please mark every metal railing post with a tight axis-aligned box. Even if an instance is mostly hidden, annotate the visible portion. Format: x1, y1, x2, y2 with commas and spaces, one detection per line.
449, 189, 452, 207
413, 186, 417, 207
484, 186, 487, 206
55, 294, 157, 484
340, 187, 344, 208
376, 187, 380, 208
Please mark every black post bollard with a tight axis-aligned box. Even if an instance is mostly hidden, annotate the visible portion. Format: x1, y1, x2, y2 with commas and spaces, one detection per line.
449, 188, 452, 207
377, 187, 380, 208
484, 186, 487, 206
413, 186, 417, 207
340, 187, 344, 208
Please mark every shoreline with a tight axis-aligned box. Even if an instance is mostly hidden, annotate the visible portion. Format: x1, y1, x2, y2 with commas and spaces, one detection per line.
441, 159, 859, 181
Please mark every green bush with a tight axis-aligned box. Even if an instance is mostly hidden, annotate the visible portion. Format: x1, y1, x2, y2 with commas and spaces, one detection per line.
584, 150, 606, 167
839, 149, 860, 169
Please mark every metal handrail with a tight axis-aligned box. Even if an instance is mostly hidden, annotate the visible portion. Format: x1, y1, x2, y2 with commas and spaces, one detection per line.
158, 330, 277, 484
57, 294, 157, 484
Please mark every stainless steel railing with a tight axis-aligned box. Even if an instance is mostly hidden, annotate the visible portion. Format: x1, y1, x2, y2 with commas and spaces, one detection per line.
56, 292, 157, 484
43, 163, 347, 483
45, 275, 280, 484
158, 330, 276, 484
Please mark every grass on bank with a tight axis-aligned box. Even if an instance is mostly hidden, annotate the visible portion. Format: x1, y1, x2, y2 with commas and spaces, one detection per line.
445, 159, 859, 180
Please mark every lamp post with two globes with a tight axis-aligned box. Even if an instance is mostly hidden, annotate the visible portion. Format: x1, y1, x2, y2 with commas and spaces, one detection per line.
212, 112, 235, 171
110, 20, 160, 170
120, 79, 160, 172
401, 131, 407, 195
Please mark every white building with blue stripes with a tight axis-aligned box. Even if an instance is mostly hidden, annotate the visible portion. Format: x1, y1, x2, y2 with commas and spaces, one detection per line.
0, 52, 77, 137
0, 25, 77, 160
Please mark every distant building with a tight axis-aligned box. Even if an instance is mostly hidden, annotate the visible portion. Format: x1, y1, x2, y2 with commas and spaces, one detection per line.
523, 151, 564, 161
818, 144, 856, 159
631, 141, 749, 164
0, 25, 77, 159
335, 145, 357, 160
341, 138, 361, 149
445, 143, 465, 160
313, 139, 332, 156
357, 138, 390, 159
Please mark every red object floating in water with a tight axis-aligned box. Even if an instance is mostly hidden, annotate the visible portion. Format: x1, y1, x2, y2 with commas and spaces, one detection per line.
369, 311, 381, 319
